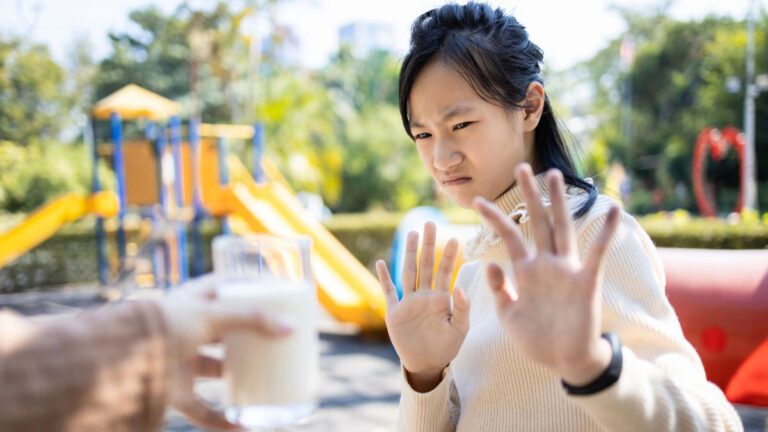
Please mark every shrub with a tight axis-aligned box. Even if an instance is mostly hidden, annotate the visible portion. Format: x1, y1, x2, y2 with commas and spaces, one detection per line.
0, 141, 114, 213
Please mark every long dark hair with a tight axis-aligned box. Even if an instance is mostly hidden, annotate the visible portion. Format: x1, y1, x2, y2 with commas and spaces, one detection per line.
398, 2, 596, 218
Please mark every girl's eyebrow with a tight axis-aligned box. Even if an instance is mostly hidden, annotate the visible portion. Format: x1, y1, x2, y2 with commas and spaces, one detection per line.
440, 104, 476, 122
410, 103, 477, 129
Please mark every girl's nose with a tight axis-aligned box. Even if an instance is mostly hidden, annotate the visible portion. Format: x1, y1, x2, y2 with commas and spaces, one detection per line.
433, 139, 463, 171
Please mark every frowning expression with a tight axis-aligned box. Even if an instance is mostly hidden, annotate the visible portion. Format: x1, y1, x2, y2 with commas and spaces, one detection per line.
408, 60, 534, 208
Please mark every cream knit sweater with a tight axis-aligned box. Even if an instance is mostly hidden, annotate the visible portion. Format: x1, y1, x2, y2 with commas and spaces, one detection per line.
398, 176, 743, 431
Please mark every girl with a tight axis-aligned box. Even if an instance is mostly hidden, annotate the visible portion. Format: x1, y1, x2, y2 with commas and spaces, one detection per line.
374, 2, 743, 431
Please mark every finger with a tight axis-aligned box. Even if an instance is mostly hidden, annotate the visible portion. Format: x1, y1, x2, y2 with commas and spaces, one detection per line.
547, 169, 576, 256
182, 273, 220, 300
487, 264, 518, 314
174, 396, 243, 431
434, 238, 459, 293
584, 206, 621, 276
517, 163, 553, 254
473, 197, 528, 262
207, 306, 293, 342
402, 231, 419, 297
451, 285, 471, 328
196, 354, 223, 378
417, 222, 437, 290
376, 260, 400, 308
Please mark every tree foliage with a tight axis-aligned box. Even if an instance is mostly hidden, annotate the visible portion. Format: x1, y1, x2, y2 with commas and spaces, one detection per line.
581, 6, 768, 213
0, 38, 69, 145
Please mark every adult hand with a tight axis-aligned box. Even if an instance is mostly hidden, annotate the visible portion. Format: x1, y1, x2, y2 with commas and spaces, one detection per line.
376, 222, 469, 392
160, 274, 292, 430
474, 164, 620, 386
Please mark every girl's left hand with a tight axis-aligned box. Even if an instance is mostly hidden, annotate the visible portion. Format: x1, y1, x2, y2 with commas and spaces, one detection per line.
473, 163, 620, 386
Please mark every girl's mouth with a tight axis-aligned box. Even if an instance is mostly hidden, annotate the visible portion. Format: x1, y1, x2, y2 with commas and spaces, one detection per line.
442, 177, 471, 187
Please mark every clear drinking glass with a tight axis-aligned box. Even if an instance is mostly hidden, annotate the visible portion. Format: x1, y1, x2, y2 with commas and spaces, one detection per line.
213, 234, 318, 430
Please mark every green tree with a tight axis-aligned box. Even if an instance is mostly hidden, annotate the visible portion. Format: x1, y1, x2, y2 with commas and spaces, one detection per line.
320, 48, 433, 212
0, 140, 114, 213
254, 68, 344, 205
95, 1, 283, 122
0, 37, 69, 145
580, 6, 768, 213
337, 104, 432, 212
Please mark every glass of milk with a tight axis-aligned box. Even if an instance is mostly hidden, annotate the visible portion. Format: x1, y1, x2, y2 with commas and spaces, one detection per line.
213, 234, 318, 429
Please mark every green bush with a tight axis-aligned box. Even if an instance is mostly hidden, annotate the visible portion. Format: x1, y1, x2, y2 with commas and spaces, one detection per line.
324, 212, 402, 270
637, 212, 768, 249
0, 141, 114, 213
2, 209, 767, 292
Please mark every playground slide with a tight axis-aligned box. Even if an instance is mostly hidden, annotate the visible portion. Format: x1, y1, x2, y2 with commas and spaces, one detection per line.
221, 157, 386, 330
0, 192, 119, 268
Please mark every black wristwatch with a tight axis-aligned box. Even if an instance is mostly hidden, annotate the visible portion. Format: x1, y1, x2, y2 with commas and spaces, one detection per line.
561, 332, 623, 396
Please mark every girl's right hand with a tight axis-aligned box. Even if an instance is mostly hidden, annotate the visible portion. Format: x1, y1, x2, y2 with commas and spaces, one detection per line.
376, 222, 470, 392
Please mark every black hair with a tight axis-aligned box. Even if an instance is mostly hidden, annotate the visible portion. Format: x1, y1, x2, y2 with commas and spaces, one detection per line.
398, 1, 596, 218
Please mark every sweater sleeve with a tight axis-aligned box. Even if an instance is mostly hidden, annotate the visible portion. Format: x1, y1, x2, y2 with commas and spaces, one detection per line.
398, 366, 459, 432
567, 208, 743, 431
396, 260, 480, 432
0, 300, 169, 432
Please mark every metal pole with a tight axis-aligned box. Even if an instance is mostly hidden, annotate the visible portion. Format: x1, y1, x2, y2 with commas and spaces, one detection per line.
744, 0, 758, 211
91, 117, 108, 285
170, 116, 189, 282
154, 125, 171, 289
217, 137, 230, 234
145, 122, 162, 288
110, 112, 127, 263
188, 118, 205, 276
252, 122, 265, 183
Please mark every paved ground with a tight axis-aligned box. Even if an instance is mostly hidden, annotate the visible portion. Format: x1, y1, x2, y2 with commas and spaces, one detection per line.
3, 289, 767, 431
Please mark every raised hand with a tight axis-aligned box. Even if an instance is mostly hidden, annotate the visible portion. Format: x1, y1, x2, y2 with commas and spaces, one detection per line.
376, 222, 469, 391
473, 164, 620, 385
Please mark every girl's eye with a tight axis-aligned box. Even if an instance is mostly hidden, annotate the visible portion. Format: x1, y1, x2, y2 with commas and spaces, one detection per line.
414, 132, 431, 140
453, 122, 472, 131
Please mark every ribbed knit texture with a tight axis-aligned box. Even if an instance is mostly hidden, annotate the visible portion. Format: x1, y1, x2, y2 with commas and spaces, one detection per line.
398, 175, 743, 431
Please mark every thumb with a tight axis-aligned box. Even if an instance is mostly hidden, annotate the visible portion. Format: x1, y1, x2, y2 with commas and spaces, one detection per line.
486, 263, 516, 313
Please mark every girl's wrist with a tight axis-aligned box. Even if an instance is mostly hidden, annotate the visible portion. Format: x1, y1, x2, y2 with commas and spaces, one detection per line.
404, 365, 447, 393
556, 336, 613, 386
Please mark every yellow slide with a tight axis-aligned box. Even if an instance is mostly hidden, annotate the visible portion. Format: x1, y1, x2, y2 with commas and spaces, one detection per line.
0, 192, 119, 268
199, 147, 386, 330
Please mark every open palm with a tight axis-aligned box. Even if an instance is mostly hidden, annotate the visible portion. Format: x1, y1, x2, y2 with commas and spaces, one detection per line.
474, 164, 620, 384
376, 222, 469, 379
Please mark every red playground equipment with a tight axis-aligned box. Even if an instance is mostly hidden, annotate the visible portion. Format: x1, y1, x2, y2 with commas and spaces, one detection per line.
692, 127, 747, 217
660, 247, 768, 406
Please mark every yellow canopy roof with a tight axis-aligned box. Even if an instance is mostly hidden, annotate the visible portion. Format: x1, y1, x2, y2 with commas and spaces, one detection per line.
91, 84, 181, 121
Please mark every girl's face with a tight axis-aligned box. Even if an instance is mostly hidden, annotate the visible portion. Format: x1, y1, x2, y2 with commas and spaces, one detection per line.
408, 61, 537, 209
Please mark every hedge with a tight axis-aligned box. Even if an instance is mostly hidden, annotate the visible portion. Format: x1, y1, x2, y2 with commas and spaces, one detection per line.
1, 210, 766, 292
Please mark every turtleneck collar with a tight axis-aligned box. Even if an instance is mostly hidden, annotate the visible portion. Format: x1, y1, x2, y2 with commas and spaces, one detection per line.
491, 173, 552, 225
464, 172, 590, 261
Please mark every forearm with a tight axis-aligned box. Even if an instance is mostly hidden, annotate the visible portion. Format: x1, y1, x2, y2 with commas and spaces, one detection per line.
567, 347, 743, 432
0, 301, 169, 432
398, 366, 456, 432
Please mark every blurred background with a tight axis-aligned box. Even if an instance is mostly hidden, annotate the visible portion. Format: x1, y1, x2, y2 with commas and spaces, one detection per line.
0, 0, 766, 297
1, 1, 768, 430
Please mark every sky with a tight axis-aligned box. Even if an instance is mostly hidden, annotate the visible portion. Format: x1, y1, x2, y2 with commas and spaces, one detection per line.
0, 0, 764, 70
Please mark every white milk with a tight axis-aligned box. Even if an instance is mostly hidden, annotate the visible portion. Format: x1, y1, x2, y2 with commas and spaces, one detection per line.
217, 277, 318, 410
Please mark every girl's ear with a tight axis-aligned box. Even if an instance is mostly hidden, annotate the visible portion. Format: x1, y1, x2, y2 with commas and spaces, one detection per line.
522, 82, 545, 132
